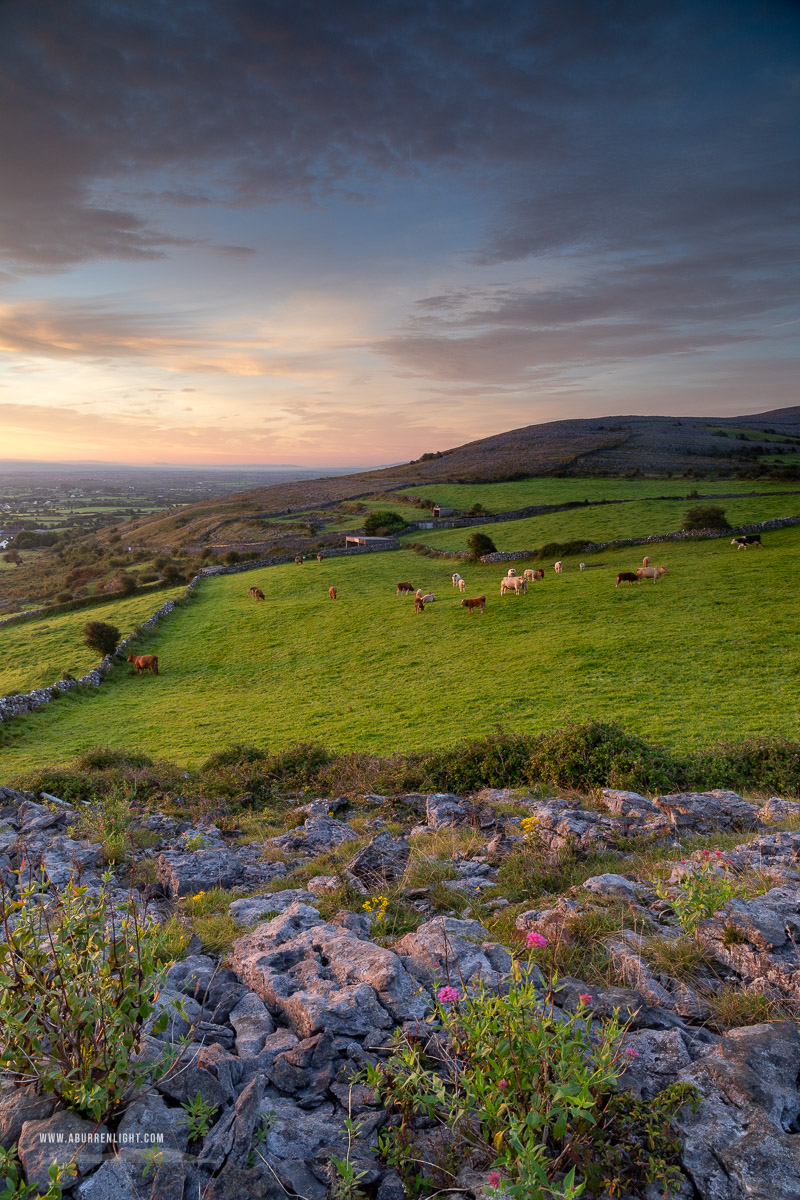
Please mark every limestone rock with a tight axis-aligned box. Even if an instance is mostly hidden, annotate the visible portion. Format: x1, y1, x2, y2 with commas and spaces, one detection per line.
18, 1111, 108, 1192
346, 831, 410, 890
157, 848, 245, 897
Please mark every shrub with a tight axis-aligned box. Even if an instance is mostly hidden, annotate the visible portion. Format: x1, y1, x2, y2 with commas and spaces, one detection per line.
203, 743, 268, 770
363, 510, 407, 536
467, 531, 497, 559
0, 876, 170, 1122
367, 961, 695, 1198
82, 620, 120, 657
655, 853, 736, 932
682, 504, 730, 531
535, 539, 593, 561
105, 571, 138, 596
75, 745, 154, 770
525, 719, 686, 794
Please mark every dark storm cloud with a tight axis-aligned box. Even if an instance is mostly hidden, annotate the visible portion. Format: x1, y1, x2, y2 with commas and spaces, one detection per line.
1, 0, 797, 270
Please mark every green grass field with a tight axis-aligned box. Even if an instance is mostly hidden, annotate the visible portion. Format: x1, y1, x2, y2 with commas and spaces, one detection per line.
1, 525, 798, 775
398, 477, 800, 513
399, 493, 800, 553
0, 587, 186, 695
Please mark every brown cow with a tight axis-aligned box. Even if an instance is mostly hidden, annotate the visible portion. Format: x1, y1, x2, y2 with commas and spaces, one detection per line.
249, 586, 265, 600
616, 572, 639, 587
329, 586, 337, 600
295, 555, 303, 565
396, 581, 415, 594
316, 553, 324, 563
128, 654, 158, 675
461, 595, 486, 614
414, 596, 425, 614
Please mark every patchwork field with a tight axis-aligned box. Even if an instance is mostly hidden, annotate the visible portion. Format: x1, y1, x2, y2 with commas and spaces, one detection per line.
0, 586, 186, 695
1, 520, 798, 774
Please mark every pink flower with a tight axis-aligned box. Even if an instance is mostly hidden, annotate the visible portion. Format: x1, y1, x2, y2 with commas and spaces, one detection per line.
438, 986, 460, 1004
579, 993, 593, 1004
488, 1172, 501, 1189
497, 1079, 508, 1091
715, 850, 723, 857
701, 849, 711, 857
625, 1047, 639, 1058
526, 931, 547, 948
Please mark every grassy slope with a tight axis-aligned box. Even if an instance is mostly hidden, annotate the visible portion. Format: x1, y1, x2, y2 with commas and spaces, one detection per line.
1, 527, 798, 774
399, 478, 800, 511
0, 587, 186, 695
400, 494, 800, 552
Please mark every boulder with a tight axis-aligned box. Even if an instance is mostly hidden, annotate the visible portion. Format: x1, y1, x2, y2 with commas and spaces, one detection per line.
652, 790, 761, 834
228, 890, 317, 926
76, 1160, 139, 1200
229, 991, 276, 1058
426, 794, 471, 830
271, 817, 358, 855
157, 848, 245, 898
346, 831, 410, 890
396, 915, 513, 990
18, 1111, 108, 1191
0, 1084, 56, 1149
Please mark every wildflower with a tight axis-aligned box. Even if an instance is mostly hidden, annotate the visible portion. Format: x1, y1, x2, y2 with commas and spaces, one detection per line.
715, 850, 723, 857
192, 892, 205, 901
625, 1047, 639, 1058
579, 992, 593, 1004
488, 1172, 501, 1189
438, 986, 460, 1004
526, 931, 547, 948
701, 849, 711, 857
497, 1079, 508, 1091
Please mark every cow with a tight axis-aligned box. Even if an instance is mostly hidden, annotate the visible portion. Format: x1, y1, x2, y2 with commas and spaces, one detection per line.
414, 596, 425, 614
128, 654, 158, 675
500, 578, 515, 595
249, 586, 265, 601
329, 587, 337, 600
396, 582, 416, 594
295, 556, 303, 565
637, 566, 668, 583
317, 553, 324, 563
731, 535, 763, 549
507, 567, 517, 577
554, 561, 563, 574
642, 556, 650, 568
523, 569, 535, 580
452, 573, 462, 587
579, 563, 586, 571
461, 596, 486, 614
421, 592, 435, 603
532, 568, 545, 581
458, 578, 466, 592
616, 572, 639, 587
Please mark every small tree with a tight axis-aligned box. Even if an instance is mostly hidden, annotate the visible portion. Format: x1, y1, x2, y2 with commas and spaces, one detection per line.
83, 620, 120, 657
105, 570, 137, 596
467, 531, 497, 560
682, 505, 730, 531
363, 510, 407, 536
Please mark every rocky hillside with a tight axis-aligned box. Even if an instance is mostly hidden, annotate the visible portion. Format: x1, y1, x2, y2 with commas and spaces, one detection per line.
1, 778, 799, 1198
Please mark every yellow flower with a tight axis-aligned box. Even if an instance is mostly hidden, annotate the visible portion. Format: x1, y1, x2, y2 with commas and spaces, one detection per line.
192, 892, 206, 901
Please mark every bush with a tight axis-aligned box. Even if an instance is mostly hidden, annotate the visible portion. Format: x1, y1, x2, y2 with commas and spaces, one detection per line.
74, 745, 153, 770
525, 719, 687, 794
535, 539, 593, 561
105, 570, 138, 596
682, 504, 730, 531
362, 510, 407, 536
467, 531, 497, 559
203, 743, 268, 770
83, 620, 120, 657
368, 961, 695, 1198
13, 530, 59, 549
0, 877, 170, 1121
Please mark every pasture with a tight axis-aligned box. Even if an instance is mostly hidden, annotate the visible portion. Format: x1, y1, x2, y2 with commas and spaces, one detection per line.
398, 477, 800, 513
399, 493, 800, 552
0, 586, 186, 695
0, 526, 798, 774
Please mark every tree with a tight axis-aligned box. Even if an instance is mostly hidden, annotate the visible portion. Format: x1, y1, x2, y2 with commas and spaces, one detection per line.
467, 531, 497, 560
105, 571, 137, 596
362, 510, 407, 536
83, 621, 121, 657
682, 505, 731, 531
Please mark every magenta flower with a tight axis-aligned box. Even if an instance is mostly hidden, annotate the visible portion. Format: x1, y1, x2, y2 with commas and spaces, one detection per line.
488, 1172, 501, 1188
701, 849, 711, 857
526, 931, 547, 948
438, 985, 460, 1004
625, 1047, 639, 1058
579, 992, 593, 1004
714, 850, 723, 857
497, 1079, 508, 1091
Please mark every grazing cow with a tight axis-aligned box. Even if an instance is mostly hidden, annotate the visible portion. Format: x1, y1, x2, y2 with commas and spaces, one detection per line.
637, 565, 668, 583
317, 553, 324, 563
458, 578, 466, 592
523, 569, 535, 580
731, 535, 763, 549
642, 556, 650, 568
579, 563, 586, 571
414, 596, 425, 614
421, 592, 435, 603
329, 586, 337, 600
532, 568, 545, 581
396, 581, 415, 594
128, 654, 158, 675
248, 586, 265, 601
461, 595, 486, 614
616, 572, 639, 587
554, 561, 563, 574
295, 556, 303, 565
452, 573, 462, 587
504, 576, 527, 595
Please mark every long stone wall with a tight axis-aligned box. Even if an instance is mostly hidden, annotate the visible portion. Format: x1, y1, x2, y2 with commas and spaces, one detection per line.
0, 575, 201, 724
198, 539, 401, 577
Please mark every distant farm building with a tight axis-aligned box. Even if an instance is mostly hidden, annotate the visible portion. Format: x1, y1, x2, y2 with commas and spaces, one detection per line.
345, 535, 397, 548
432, 506, 457, 518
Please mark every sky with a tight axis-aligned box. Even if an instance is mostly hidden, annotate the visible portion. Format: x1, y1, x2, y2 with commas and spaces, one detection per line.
0, 0, 798, 466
